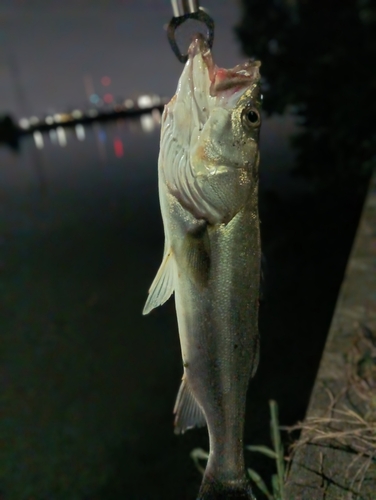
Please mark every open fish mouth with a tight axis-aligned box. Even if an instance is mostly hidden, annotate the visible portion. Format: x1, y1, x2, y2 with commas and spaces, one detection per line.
187, 34, 260, 101
170, 34, 261, 134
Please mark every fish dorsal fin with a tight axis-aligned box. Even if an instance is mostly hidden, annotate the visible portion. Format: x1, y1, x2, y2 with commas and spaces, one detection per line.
173, 376, 207, 434
142, 250, 175, 315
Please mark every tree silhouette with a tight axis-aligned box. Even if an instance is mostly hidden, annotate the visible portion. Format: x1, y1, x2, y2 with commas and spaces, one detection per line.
236, 0, 376, 187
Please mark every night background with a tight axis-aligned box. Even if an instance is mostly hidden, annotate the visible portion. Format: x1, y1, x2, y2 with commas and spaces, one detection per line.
0, 0, 375, 498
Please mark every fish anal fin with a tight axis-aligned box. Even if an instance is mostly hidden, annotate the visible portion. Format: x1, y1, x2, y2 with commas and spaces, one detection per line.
173, 376, 206, 435
142, 250, 175, 315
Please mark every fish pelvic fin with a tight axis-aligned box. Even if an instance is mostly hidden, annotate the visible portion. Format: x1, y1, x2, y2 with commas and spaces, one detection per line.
197, 478, 256, 500
142, 249, 175, 315
173, 376, 206, 434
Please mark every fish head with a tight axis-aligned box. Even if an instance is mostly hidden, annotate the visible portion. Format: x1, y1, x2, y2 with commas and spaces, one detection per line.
187, 35, 261, 173
162, 34, 262, 224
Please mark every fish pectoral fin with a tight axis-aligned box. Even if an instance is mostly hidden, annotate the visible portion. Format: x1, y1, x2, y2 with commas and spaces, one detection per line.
183, 223, 210, 288
173, 376, 206, 435
142, 250, 175, 315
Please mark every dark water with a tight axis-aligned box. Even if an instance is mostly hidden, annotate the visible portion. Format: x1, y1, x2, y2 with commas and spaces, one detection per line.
0, 108, 367, 499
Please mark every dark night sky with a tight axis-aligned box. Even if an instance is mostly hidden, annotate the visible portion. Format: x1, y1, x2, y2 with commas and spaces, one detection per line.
0, 0, 244, 117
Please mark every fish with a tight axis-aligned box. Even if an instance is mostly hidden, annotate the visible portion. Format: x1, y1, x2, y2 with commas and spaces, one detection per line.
143, 34, 261, 500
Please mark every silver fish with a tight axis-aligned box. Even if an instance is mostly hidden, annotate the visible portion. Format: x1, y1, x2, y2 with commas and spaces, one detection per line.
143, 35, 261, 500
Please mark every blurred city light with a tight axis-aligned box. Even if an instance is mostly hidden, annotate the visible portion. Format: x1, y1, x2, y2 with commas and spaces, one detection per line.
72, 110, 83, 119
49, 129, 58, 143
101, 76, 111, 86
89, 94, 101, 105
140, 114, 155, 132
103, 93, 114, 104
98, 129, 106, 143
11, 92, 165, 148
19, 118, 30, 129
33, 131, 44, 149
75, 124, 85, 141
138, 95, 153, 108
113, 137, 124, 158
152, 108, 161, 124
124, 99, 134, 108
56, 126, 67, 147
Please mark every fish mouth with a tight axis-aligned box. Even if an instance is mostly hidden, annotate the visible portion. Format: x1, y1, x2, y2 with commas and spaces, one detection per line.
188, 33, 212, 60
187, 34, 260, 99
165, 33, 261, 168
187, 34, 214, 77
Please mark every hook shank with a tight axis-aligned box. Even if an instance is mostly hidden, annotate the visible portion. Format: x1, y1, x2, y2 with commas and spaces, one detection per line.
171, 0, 199, 17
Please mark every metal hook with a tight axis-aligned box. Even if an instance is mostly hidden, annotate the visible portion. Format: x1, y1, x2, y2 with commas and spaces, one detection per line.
167, 3, 215, 64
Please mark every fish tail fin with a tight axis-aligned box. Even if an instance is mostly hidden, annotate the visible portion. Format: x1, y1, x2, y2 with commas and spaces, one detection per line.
197, 478, 256, 500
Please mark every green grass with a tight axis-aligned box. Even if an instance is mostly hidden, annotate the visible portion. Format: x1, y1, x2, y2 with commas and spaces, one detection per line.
246, 400, 286, 500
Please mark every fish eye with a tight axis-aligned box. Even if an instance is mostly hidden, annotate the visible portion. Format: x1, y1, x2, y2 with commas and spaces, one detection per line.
242, 107, 260, 128
247, 110, 259, 123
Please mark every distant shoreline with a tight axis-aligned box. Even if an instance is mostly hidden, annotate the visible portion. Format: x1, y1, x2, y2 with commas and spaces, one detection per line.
0, 100, 167, 150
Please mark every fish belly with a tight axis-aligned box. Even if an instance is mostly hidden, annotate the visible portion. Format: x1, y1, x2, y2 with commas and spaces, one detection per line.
170, 194, 260, 486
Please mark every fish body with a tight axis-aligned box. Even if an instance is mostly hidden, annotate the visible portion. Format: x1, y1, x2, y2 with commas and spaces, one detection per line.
144, 35, 261, 500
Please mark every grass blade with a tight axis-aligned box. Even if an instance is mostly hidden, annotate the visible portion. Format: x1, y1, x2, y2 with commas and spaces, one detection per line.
247, 468, 274, 499
271, 474, 280, 498
269, 400, 285, 500
246, 445, 278, 459
190, 448, 209, 475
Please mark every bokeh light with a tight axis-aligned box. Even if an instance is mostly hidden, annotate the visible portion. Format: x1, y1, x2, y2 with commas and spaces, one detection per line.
103, 93, 114, 104
101, 76, 111, 86
113, 137, 124, 158
89, 94, 100, 104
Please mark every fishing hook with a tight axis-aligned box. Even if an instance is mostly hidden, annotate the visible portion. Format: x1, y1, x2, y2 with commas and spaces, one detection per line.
167, 0, 215, 63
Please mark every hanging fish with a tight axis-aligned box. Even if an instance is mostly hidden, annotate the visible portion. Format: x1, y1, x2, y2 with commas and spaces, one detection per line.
143, 34, 261, 500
